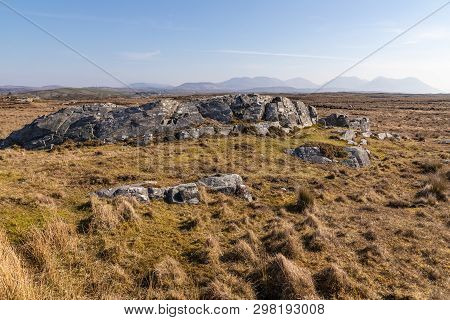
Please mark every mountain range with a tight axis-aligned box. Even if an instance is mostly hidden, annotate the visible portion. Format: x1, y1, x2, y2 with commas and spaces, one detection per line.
130, 76, 441, 94
0, 76, 442, 94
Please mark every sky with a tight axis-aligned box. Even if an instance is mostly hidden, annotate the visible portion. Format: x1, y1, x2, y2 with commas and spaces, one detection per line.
0, 0, 449, 91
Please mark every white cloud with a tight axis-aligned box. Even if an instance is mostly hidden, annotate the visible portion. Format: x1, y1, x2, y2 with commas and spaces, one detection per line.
120, 51, 161, 61
400, 27, 450, 45
206, 49, 352, 61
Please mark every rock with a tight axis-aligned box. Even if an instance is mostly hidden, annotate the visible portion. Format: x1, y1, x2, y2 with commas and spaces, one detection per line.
216, 126, 233, 136
231, 94, 272, 122
340, 129, 356, 141
165, 183, 200, 204
343, 147, 370, 168
349, 117, 370, 132
197, 96, 233, 123
175, 128, 200, 140
318, 113, 350, 127
95, 185, 149, 202
376, 132, 394, 140
1, 94, 318, 150
360, 139, 368, 145
319, 113, 370, 132
148, 187, 167, 200
249, 122, 281, 136
236, 184, 253, 202
198, 173, 244, 194
439, 139, 450, 144
263, 97, 317, 128
199, 126, 215, 137
361, 131, 372, 138
289, 146, 333, 164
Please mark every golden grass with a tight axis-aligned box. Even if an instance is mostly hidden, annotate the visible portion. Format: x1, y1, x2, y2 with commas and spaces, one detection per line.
0, 94, 449, 299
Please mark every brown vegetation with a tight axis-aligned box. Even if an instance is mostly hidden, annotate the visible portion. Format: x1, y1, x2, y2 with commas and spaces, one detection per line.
0, 93, 449, 299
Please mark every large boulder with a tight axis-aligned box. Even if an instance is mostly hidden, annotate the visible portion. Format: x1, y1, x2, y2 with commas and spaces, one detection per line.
0, 94, 318, 150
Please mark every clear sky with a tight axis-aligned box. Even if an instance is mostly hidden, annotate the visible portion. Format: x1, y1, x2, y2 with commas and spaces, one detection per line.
1, 0, 449, 91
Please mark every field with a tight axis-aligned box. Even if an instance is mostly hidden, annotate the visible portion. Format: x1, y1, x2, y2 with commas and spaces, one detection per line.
0, 92, 448, 299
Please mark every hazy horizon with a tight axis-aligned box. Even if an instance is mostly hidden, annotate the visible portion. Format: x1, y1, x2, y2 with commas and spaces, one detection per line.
1, 0, 449, 91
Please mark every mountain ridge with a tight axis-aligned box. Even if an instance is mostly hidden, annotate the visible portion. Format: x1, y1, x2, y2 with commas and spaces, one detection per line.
0, 76, 442, 94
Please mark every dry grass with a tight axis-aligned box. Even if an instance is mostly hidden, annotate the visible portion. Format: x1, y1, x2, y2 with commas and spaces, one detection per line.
0, 93, 449, 300
259, 254, 318, 299
0, 229, 36, 299
294, 188, 315, 213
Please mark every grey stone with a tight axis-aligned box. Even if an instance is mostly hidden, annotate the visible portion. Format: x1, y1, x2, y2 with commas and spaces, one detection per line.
95, 185, 149, 202
340, 129, 356, 141
165, 183, 200, 204
175, 128, 200, 140
216, 126, 233, 136
290, 146, 333, 164
360, 139, 368, 145
236, 184, 253, 202
361, 131, 372, 138
349, 117, 370, 132
318, 113, 350, 127
344, 146, 370, 168
319, 114, 370, 132
197, 96, 233, 123
198, 173, 244, 194
199, 126, 215, 137
376, 132, 394, 140
148, 187, 167, 200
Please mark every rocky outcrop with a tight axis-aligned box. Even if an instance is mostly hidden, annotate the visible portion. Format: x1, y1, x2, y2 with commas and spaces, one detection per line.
319, 113, 370, 132
0, 94, 318, 150
94, 173, 252, 204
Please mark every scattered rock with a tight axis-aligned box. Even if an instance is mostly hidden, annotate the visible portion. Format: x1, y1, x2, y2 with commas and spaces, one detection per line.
340, 129, 356, 141
287, 146, 333, 164
342, 147, 371, 168
377, 132, 403, 141
165, 183, 200, 204
197, 173, 244, 194
95, 173, 252, 204
95, 184, 149, 202
319, 113, 370, 132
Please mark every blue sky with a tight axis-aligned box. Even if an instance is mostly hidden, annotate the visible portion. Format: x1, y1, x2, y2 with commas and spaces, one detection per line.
1, 0, 449, 91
